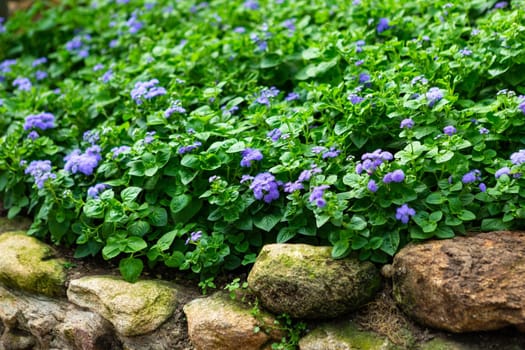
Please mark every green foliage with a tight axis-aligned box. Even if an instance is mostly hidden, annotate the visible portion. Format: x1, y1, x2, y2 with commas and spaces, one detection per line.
0, 0, 524, 282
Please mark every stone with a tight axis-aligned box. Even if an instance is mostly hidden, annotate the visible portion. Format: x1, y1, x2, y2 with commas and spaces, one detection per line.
298, 321, 400, 350
0, 231, 66, 297
0, 284, 119, 350
247, 244, 382, 319
392, 231, 525, 332
67, 276, 178, 336
183, 292, 284, 350
0, 217, 31, 233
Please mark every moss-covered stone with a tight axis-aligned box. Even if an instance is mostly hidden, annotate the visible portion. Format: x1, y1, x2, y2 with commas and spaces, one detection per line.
299, 321, 400, 350
0, 231, 66, 297
67, 276, 179, 336
0, 217, 32, 234
248, 244, 382, 319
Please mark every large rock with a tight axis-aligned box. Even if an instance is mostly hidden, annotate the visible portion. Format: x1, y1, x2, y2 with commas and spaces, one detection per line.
393, 231, 525, 332
0, 217, 31, 233
67, 276, 178, 336
0, 231, 66, 297
247, 244, 382, 319
298, 321, 399, 350
0, 285, 120, 350
184, 292, 284, 350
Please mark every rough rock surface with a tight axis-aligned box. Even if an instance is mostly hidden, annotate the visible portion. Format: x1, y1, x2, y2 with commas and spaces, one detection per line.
298, 321, 399, 350
247, 244, 382, 319
183, 292, 283, 350
0, 217, 31, 233
0, 231, 66, 297
393, 231, 525, 332
67, 276, 178, 337
0, 285, 120, 350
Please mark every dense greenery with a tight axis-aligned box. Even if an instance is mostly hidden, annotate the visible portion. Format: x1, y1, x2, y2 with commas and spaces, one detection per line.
0, 0, 524, 282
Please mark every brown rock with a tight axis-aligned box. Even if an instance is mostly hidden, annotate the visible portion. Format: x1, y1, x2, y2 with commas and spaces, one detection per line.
247, 244, 382, 319
392, 231, 525, 332
183, 292, 283, 350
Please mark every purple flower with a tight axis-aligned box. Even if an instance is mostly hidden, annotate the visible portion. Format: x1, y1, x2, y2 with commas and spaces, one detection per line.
0, 59, 17, 73
383, 169, 405, 183
359, 73, 370, 84
144, 131, 156, 144
101, 69, 113, 83
27, 131, 39, 140
255, 87, 279, 106
348, 94, 364, 104
244, 0, 260, 10
411, 75, 428, 85
312, 146, 326, 154
0, 17, 5, 33
93, 63, 105, 72
267, 128, 282, 142
240, 148, 263, 167
233, 26, 246, 33
185, 231, 203, 245
283, 181, 304, 193
355, 40, 365, 53
367, 179, 378, 192
400, 118, 414, 129
131, 79, 166, 105
462, 169, 481, 184
495, 167, 511, 179
510, 150, 525, 165
355, 149, 393, 175
459, 48, 472, 56
443, 125, 456, 136
83, 130, 100, 145
395, 204, 415, 224
24, 112, 55, 131
309, 185, 329, 208
298, 164, 322, 182
178, 141, 202, 154
32, 57, 48, 67
494, 1, 508, 9
479, 183, 487, 192
126, 12, 143, 34
285, 92, 299, 101
164, 101, 186, 117
377, 18, 390, 33
24, 160, 56, 189
13, 77, 32, 91
322, 147, 340, 159
250, 33, 268, 52
35, 70, 48, 81
479, 127, 489, 135
64, 146, 102, 176
249, 172, 280, 203
87, 183, 110, 199
111, 145, 131, 158
282, 19, 295, 33
426, 87, 444, 107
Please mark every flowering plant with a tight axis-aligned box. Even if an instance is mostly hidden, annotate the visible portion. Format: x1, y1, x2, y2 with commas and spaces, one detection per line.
0, 0, 524, 282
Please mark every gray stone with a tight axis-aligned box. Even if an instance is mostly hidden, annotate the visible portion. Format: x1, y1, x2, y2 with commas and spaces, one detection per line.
67, 276, 178, 336
183, 292, 283, 350
0, 231, 66, 297
248, 244, 382, 319
299, 321, 400, 350
0, 285, 119, 350
393, 231, 525, 332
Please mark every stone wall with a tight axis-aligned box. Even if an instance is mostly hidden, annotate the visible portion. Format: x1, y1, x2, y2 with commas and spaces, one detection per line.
1, 218, 525, 350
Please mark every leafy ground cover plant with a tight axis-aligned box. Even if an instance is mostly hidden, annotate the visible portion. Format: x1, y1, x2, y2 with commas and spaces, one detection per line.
0, 0, 524, 283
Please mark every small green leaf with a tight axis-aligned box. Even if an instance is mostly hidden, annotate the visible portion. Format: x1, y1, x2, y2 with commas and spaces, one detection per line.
165, 251, 185, 268
119, 257, 144, 283
481, 218, 507, 231
348, 215, 367, 231
458, 210, 476, 221
170, 194, 191, 213
332, 240, 350, 259
351, 236, 368, 250
150, 207, 168, 226
426, 193, 446, 205
277, 227, 296, 243
124, 236, 148, 253
254, 213, 281, 232
128, 220, 150, 236
121, 187, 142, 203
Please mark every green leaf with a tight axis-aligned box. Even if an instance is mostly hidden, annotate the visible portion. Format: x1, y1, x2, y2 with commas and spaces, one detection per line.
226, 141, 246, 153
150, 207, 168, 227
435, 150, 454, 164
332, 240, 350, 259
124, 236, 148, 253
351, 235, 368, 250
435, 225, 455, 239
119, 257, 143, 283
381, 231, 400, 256
301, 47, 322, 60
429, 211, 443, 222
121, 187, 142, 203
48, 217, 69, 242
254, 213, 281, 232
348, 215, 367, 231
426, 193, 446, 205
170, 194, 191, 213
481, 218, 507, 231
165, 251, 185, 268
127, 220, 150, 237
83, 200, 105, 218
156, 230, 177, 251
457, 210, 476, 221
277, 227, 296, 243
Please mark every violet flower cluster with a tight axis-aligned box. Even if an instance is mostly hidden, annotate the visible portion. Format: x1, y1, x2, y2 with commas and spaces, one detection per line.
130, 79, 167, 105
13, 77, 32, 91
24, 160, 56, 189
426, 87, 444, 107
249, 172, 280, 203
255, 86, 279, 106
24, 112, 55, 131
64, 146, 102, 176
355, 149, 394, 175
309, 185, 330, 208
178, 141, 202, 155
240, 148, 263, 167
87, 183, 110, 199
111, 145, 131, 158
283, 164, 322, 194
396, 204, 415, 224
